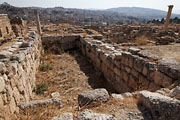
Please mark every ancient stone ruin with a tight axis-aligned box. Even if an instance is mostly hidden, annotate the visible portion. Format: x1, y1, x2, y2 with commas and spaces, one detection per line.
0, 10, 180, 120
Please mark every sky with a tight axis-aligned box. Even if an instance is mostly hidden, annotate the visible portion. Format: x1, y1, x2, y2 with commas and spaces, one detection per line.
0, 0, 180, 13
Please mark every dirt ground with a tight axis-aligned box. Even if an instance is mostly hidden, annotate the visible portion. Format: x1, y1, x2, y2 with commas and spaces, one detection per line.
140, 44, 180, 62
17, 51, 148, 120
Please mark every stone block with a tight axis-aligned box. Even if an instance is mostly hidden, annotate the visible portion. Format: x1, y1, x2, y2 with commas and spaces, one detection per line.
128, 47, 140, 55
78, 89, 109, 107
124, 66, 131, 73
170, 86, 180, 100
148, 82, 161, 92
94, 57, 101, 70
114, 52, 122, 60
128, 75, 138, 90
0, 77, 5, 93
114, 75, 133, 93
10, 53, 25, 63
162, 75, 172, 88
138, 74, 150, 90
9, 96, 18, 113
0, 51, 12, 59
101, 63, 108, 77
114, 60, 121, 68
138, 91, 180, 120
0, 62, 7, 74
142, 61, 156, 76
122, 71, 129, 82
121, 51, 131, 66
137, 50, 159, 59
128, 55, 134, 68
52, 113, 73, 120
13, 87, 21, 105
0, 95, 4, 107
113, 66, 121, 76
147, 71, 155, 82
77, 109, 116, 120
19, 98, 62, 110
133, 56, 145, 73
20, 42, 32, 48
131, 69, 139, 78
154, 71, 164, 86
158, 58, 180, 79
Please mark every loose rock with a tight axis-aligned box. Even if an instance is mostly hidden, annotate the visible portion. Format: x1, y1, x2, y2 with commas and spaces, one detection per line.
19, 98, 62, 110
138, 90, 180, 120
77, 109, 116, 120
170, 86, 180, 100
51, 92, 60, 98
52, 113, 73, 120
78, 88, 109, 107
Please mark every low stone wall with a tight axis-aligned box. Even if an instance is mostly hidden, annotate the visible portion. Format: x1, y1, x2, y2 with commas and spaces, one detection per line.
79, 38, 180, 93
0, 31, 42, 116
42, 34, 81, 53
41, 34, 180, 93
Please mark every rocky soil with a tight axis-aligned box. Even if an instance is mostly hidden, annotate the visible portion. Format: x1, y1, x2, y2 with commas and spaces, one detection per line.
17, 51, 150, 120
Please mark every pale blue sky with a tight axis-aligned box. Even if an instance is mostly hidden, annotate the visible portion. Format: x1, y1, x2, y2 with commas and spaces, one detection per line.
1, 0, 180, 13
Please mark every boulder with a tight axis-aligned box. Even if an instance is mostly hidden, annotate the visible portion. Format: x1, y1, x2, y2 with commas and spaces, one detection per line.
52, 113, 73, 120
19, 98, 62, 109
170, 86, 180, 100
78, 88, 109, 107
138, 90, 180, 120
77, 109, 116, 120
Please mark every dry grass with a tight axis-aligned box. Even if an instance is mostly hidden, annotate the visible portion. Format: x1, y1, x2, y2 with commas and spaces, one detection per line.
133, 35, 149, 45
81, 33, 89, 38
17, 51, 139, 120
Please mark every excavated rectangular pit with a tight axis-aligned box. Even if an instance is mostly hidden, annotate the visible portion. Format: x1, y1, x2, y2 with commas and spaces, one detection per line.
16, 33, 180, 120
42, 34, 180, 94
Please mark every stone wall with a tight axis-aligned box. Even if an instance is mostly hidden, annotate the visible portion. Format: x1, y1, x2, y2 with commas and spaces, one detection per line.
79, 38, 180, 93
42, 34, 80, 53
42, 35, 180, 93
0, 14, 15, 42
0, 31, 42, 117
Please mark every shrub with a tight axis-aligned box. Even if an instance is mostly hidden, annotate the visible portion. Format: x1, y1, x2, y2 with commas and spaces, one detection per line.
39, 64, 53, 72
134, 35, 148, 45
33, 83, 47, 95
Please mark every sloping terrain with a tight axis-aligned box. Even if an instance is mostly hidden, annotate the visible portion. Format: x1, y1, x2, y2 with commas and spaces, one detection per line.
107, 7, 180, 19
1, 2, 180, 25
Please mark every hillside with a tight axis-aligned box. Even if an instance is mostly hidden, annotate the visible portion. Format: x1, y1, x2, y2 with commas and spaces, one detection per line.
107, 7, 180, 19
0, 3, 142, 24
0, 2, 180, 25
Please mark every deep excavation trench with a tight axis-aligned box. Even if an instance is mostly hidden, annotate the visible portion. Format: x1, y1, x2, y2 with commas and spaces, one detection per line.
17, 46, 150, 120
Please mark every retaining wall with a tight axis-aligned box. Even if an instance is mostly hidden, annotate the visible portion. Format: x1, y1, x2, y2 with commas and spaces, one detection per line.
0, 31, 42, 116
42, 34, 80, 52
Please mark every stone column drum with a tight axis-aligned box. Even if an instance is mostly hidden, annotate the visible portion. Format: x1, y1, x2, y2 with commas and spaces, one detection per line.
34, 10, 42, 35
164, 5, 174, 31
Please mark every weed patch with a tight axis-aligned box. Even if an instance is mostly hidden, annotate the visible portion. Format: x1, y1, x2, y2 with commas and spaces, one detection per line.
39, 64, 53, 72
33, 83, 47, 95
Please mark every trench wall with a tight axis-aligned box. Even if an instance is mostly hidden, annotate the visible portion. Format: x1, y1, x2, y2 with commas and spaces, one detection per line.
0, 31, 42, 116
42, 34, 80, 52
42, 35, 180, 93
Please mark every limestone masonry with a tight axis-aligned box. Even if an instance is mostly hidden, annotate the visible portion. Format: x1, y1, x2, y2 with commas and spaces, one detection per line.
0, 31, 42, 116
0, 12, 180, 119
42, 34, 180, 93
